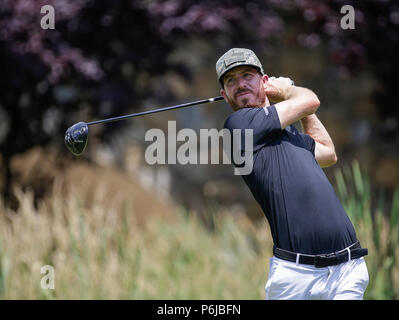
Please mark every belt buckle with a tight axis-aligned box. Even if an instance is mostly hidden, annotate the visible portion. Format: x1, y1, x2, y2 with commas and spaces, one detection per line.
314, 253, 337, 268
314, 255, 327, 268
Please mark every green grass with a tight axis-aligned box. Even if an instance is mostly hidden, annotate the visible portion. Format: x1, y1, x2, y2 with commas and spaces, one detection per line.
0, 160, 397, 299
335, 160, 399, 299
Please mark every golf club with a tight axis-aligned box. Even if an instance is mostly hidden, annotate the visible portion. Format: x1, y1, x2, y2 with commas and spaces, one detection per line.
65, 96, 224, 156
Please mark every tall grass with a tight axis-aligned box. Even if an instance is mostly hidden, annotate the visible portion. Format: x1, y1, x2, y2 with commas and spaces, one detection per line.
0, 160, 398, 299
335, 160, 399, 299
0, 183, 272, 299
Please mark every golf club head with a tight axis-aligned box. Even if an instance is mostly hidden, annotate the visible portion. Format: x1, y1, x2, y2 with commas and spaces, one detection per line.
64, 122, 89, 156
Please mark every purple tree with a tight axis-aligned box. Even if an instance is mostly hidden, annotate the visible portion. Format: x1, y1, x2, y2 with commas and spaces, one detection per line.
0, 0, 396, 204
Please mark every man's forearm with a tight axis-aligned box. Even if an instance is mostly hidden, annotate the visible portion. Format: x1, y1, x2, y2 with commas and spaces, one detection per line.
271, 83, 320, 129
300, 114, 335, 150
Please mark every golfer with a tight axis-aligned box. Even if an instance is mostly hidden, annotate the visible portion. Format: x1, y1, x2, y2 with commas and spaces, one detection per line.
216, 48, 369, 300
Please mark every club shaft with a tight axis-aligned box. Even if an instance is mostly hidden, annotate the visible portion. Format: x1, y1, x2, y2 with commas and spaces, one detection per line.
87, 96, 224, 126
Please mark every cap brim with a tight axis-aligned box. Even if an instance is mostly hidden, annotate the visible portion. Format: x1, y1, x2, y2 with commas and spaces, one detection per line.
218, 64, 263, 87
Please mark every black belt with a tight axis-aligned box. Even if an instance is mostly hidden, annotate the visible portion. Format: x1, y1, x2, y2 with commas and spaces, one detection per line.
273, 241, 368, 268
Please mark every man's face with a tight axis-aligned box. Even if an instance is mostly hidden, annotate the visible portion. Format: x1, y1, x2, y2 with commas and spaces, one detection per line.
220, 66, 269, 111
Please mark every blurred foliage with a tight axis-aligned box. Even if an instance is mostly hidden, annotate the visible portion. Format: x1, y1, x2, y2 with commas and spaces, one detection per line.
1, 0, 398, 202
0, 186, 272, 299
0, 161, 398, 299
335, 161, 399, 299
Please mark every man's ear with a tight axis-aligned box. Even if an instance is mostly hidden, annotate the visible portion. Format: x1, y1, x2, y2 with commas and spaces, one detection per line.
220, 88, 227, 100
262, 74, 269, 90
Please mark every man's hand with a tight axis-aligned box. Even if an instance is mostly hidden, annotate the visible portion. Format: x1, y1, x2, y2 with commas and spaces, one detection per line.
264, 76, 295, 103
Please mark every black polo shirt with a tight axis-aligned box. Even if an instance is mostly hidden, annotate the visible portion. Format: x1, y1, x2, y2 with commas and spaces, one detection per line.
224, 105, 358, 255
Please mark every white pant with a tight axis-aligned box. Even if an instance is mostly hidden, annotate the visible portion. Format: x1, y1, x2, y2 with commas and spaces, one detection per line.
265, 256, 369, 300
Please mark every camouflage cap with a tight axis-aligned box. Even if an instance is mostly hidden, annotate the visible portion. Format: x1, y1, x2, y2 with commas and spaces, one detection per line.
216, 48, 264, 86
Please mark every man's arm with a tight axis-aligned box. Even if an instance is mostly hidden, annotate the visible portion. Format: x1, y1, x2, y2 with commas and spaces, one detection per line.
300, 114, 337, 168
265, 77, 336, 167
265, 77, 320, 130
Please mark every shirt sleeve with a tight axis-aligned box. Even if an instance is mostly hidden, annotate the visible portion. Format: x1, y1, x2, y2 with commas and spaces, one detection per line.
223, 105, 282, 152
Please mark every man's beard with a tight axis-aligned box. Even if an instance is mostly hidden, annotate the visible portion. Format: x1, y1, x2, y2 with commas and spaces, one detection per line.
228, 91, 266, 110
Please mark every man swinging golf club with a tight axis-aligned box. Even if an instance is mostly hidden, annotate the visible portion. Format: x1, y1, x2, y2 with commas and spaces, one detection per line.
217, 48, 369, 300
